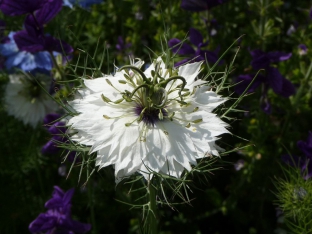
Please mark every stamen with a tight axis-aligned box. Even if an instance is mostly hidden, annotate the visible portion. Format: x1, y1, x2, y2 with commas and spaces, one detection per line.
192, 118, 203, 124
103, 115, 111, 119
101, 94, 112, 103
158, 75, 187, 102
168, 112, 175, 121
119, 65, 151, 85
192, 107, 199, 112
185, 123, 191, 128
158, 111, 163, 120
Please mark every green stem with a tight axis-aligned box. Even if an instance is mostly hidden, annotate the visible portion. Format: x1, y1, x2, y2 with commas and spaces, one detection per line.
49, 51, 64, 79
49, 51, 73, 94
293, 60, 312, 106
88, 183, 97, 234
147, 180, 158, 234
28, 128, 45, 198
259, 0, 267, 50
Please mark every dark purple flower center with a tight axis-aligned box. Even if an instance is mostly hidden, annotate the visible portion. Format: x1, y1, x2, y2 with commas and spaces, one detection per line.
135, 105, 167, 126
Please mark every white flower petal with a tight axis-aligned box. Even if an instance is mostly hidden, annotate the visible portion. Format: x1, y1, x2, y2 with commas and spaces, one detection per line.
4, 74, 58, 128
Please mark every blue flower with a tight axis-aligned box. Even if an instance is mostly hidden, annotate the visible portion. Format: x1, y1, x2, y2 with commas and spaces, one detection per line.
63, 0, 104, 9
0, 32, 53, 72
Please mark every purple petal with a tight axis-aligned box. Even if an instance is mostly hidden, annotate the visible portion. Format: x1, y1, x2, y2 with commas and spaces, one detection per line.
278, 77, 296, 97
297, 132, 312, 158
0, 0, 47, 16
67, 151, 78, 162
45, 187, 74, 209
234, 159, 245, 171
199, 50, 220, 64
61, 219, 92, 234
14, 30, 73, 54
43, 35, 74, 54
168, 38, 195, 55
267, 51, 292, 62
49, 122, 66, 135
41, 138, 62, 154
298, 44, 307, 51
62, 188, 75, 206
13, 30, 45, 53
29, 213, 57, 233
189, 28, 203, 47
266, 67, 283, 94
45, 196, 64, 209
24, 14, 44, 38
298, 44, 308, 55
44, 113, 62, 126
281, 154, 302, 167
181, 0, 209, 11
52, 186, 65, 198
174, 58, 192, 67
302, 160, 312, 179
234, 74, 262, 94
36, 0, 62, 25
250, 49, 264, 58
181, 0, 226, 12
261, 99, 272, 114
250, 51, 270, 70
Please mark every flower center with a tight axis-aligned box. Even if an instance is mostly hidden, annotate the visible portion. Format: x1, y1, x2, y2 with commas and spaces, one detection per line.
29, 82, 41, 98
134, 105, 167, 126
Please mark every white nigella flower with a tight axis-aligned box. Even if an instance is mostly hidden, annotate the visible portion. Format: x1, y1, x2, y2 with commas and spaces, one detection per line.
67, 57, 229, 182
4, 73, 58, 128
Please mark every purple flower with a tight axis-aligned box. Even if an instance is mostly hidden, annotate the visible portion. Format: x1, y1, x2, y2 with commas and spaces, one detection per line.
297, 131, 312, 159
13, 0, 73, 55
235, 74, 264, 94
250, 50, 292, 70
14, 30, 73, 54
260, 94, 272, 114
42, 113, 67, 155
168, 28, 221, 67
298, 44, 308, 55
116, 36, 132, 53
42, 113, 79, 164
0, 0, 48, 16
234, 159, 245, 171
282, 132, 312, 179
0, 32, 53, 71
235, 49, 295, 98
282, 154, 312, 180
29, 186, 91, 234
181, 0, 227, 12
